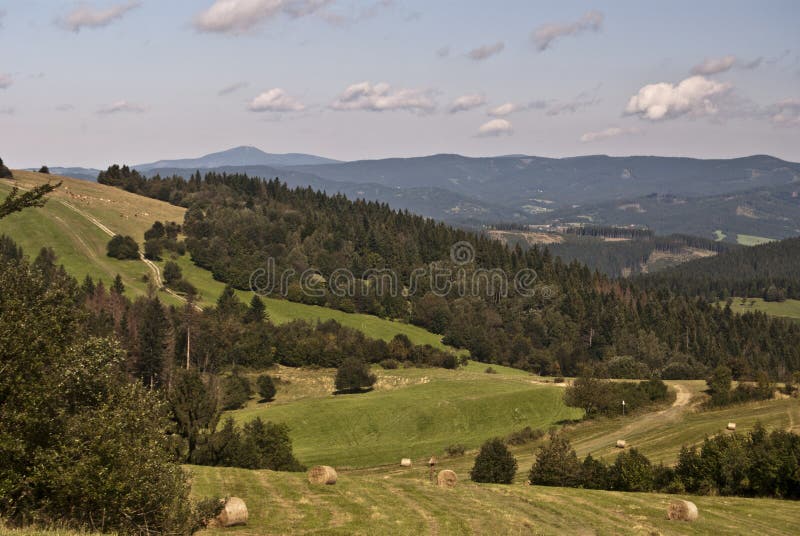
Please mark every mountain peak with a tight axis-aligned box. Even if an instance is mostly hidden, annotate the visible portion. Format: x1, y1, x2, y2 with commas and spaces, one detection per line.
134, 146, 340, 171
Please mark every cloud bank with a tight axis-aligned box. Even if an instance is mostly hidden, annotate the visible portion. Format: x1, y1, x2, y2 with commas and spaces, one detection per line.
767, 99, 800, 127
330, 82, 435, 113
468, 41, 504, 61
194, 0, 331, 33
690, 55, 737, 75
532, 10, 603, 51
625, 75, 731, 121
477, 119, 513, 137
448, 93, 486, 114
248, 88, 306, 112
59, 1, 140, 32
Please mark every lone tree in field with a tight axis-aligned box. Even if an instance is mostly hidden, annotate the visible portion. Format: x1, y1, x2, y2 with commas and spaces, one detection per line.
0, 157, 12, 179
106, 235, 139, 260
257, 374, 277, 402
334, 357, 376, 393
38, 165, 50, 174
470, 437, 518, 484
163, 260, 182, 285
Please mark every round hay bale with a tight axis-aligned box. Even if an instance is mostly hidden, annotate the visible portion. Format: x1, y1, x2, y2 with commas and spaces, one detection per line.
727, 422, 736, 431
216, 497, 248, 527
667, 500, 698, 521
437, 469, 457, 488
615, 439, 627, 448
400, 458, 412, 467
308, 465, 338, 485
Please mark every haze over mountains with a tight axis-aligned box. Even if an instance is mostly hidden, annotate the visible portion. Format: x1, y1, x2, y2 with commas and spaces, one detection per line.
47, 146, 800, 241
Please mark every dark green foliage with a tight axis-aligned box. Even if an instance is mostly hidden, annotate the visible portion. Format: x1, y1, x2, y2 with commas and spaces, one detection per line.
706, 365, 733, 406
38, 165, 50, 174
334, 357, 377, 393
144, 237, 163, 260
564, 375, 671, 417
470, 438, 518, 484
221, 372, 252, 410
0, 249, 195, 533
506, 426, 544, 446
610, 448, 654, 491
0, 181, 60, 219
445, 443, 466, 457
0, 156, 12, 178
244, 294, 267, 323
106, 234, 139, 260
580, 454, 610, 489
169, 368, 221, 456
133, 296, 168, 387
257, 374, 277, 401
111, 273, 125, 295
164, 260, 183, 285
192, 417, 304, 472
529, 432, 582, 487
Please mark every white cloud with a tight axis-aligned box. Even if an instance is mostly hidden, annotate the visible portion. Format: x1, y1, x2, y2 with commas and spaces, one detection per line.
0, 106, 14, 115
0, 73, 12, 89
740, 56, 763, 70
448, 93, 486, 114
218, 81, 249, 96
248, 88, 306, 112
55, 104, 75, 112
625, 75, 731, 121
477, 119, 513, 137
580, 126, 641, 143
330, 82, 436, 113
97, 100, 146, 114
767, 99, 800, 127
194, 0, 331, 34
468, 41, 504, 61
488, 102, 517, 117
547, 97, 599, 116
532, 10, 603, 51
690, 55, 736, 76
59, 1, 140, 32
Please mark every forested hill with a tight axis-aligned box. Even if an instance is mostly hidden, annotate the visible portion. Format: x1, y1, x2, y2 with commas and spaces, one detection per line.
639, 236, 800, 301
97, 165, 800, 381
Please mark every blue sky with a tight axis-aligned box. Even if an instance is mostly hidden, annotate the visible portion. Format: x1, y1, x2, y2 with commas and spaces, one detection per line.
1, 0, 798, 168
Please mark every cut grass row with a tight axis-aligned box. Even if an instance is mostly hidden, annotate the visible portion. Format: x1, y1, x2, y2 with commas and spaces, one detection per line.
188, 464, 800, 535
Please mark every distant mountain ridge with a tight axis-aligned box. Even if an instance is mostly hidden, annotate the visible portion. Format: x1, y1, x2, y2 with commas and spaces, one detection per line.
134, 145, 340, 172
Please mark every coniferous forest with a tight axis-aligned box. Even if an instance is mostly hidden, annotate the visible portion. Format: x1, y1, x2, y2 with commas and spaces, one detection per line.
97, 165, 800, 382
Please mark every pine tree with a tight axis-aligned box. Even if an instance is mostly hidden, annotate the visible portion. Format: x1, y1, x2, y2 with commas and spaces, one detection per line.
470, 438, 518, 484
136, 297, 168, 387
111, 274, 125, 295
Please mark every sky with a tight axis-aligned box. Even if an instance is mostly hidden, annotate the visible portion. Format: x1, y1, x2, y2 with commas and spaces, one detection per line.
0, 0, 799, 168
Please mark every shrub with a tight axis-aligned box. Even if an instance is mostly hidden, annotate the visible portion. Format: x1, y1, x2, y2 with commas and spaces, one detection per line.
334, 357, 376, 393
106, 234, 139, 260
379, 358, 400, 369
580, 454, 610, 489
257, 374, 277, 401
38, 165, 50, 174
485, 366, 497, 374
529, 432, 581, 487
445, 443, 466, 457
221, 373, 252, 410
163, 260, 182, 285
610, 448, 654, 491
0, 157, 12, 178
470, 438, 518, 484
144, 238, 163, 261
506, 426, 544, 446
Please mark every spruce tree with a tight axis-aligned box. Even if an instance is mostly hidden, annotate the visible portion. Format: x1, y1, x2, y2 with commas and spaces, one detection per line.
470, 437, 518, 484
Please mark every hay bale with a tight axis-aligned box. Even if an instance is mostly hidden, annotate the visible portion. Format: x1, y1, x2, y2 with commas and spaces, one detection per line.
400, 458, 412, 467
437, 469, 457, 488
727, 422, 736, 431
667, 500, 698, 521
307, 465, 338, 485
615, 439, 627, 448
216, 497, 248, 527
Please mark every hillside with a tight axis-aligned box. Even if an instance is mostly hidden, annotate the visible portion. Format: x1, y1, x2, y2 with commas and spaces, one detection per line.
0, 171, 456, 350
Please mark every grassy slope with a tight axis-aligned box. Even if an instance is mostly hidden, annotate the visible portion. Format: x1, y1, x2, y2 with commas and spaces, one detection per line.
229, 366, 580, 468
188, 464, 800, 536
736, 234, 775, 246
1, 171, 455, 349
725, 297, 800, 321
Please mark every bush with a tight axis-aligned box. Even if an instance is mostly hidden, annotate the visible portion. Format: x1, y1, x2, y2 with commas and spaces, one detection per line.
529, 432, 581, 487
610, 448, 654, 491
580, 454, 610, 489
334, 357, 376, 393
163, 260, 182, 285
470, 438, 518, 484
221, 373, 252, 410
506, 426, 544, 446
379, 358, 400, 369
485, 366, 497, 374
144, 238, 163, 261
444, 443, 466, 457
38, 165, 50, 174
257, 374, 277, 401
106, 234, 139, 260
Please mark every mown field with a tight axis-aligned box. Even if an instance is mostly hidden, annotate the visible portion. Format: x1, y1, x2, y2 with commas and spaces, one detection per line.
725, 297, 800, 321
229, 365, 580, 468
0, 171, 456, 350
188, 464, 800, 536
